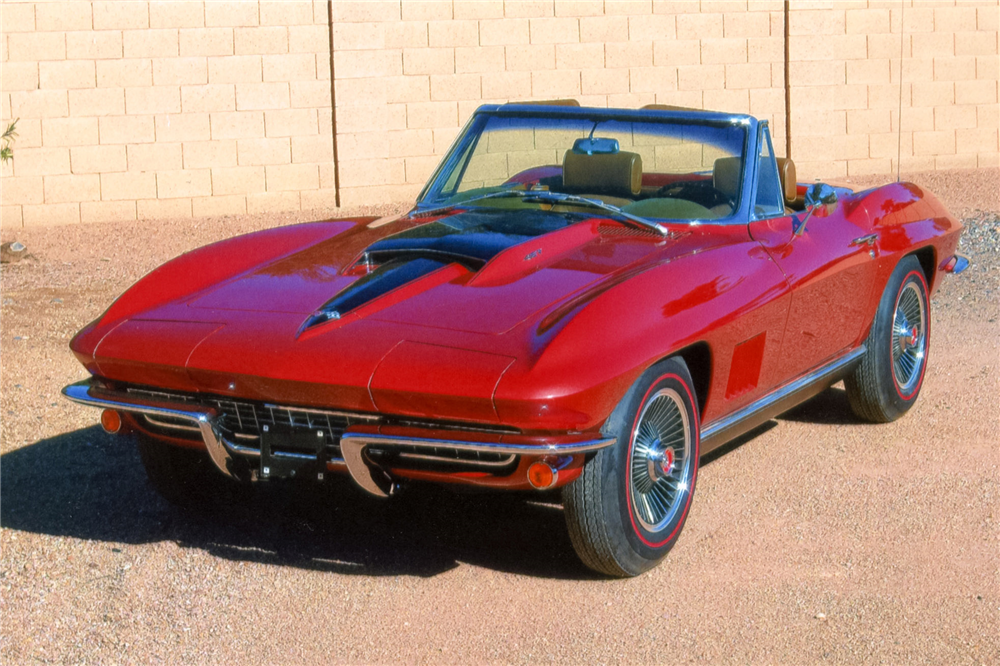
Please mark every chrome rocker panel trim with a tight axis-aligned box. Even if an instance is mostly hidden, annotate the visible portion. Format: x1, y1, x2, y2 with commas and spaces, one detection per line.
61, 379, 616, 495
700, 345, 866, 453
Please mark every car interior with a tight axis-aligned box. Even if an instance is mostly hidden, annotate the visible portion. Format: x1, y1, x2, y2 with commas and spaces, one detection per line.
504, 149, 801, 221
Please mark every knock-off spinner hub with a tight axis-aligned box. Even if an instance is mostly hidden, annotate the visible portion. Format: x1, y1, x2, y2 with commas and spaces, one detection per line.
899, 324, 919, 351
646, 440, 675, 481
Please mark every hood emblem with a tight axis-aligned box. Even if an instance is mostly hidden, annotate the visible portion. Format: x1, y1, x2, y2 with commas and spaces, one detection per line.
524, 248, 542, 261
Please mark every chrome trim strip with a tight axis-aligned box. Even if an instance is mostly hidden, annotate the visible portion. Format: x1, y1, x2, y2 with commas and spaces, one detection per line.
701, 346, 866, 450
393, 451, 518, 468
851, 233, 879, 246
141, 414, 201, 433
62, 380, 237, 479
340, 433, 616, 497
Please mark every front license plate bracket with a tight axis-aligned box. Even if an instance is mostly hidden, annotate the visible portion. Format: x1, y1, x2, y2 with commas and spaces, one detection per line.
259, 424, 328, 479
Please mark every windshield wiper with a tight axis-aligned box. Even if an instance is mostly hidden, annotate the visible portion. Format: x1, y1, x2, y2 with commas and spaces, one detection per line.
516, 191, 668, 236
415, 189, 668, 236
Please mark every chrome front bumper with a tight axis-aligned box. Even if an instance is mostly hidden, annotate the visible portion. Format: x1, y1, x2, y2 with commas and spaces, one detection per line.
62, 379, 614, 497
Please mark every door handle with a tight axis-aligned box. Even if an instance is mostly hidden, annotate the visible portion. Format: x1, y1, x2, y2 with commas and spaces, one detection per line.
851, 233, 878, 246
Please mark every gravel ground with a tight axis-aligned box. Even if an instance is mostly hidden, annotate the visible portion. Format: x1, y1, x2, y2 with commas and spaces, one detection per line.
1, 169, 997, 665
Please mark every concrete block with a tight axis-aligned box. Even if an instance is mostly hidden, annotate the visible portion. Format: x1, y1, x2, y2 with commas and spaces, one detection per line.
126, 143, 183, 171
153, 113, 211, 142
22, 203, 81, 226
99, 115, 156, 144
124, 29, 180, 58
154, 57, 209, 85
35, 2, 93, 32
93, 1, 149, 30
183, 140, 238, 169
43, 174, 101, 203
70, 145, 128, 174
192, 194, 247, 217
69, 89, 124, 117
150, 2, 205, 29
138, 197, 193, 219
81, 200, 137, 223
211, 165, 266, 195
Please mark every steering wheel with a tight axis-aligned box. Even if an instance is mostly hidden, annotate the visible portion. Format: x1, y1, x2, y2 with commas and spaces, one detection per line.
656, 181, 733, 210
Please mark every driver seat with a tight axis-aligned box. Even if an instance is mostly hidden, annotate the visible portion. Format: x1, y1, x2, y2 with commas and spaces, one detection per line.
562, 150, 643, 207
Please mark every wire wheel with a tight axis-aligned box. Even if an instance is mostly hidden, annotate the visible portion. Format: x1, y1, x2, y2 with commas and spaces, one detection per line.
891, 281, 927, 395
628, 388, 693, 533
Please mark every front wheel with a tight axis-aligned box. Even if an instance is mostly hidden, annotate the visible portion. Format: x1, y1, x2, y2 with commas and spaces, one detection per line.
563, 358, 700, 577
136, 434, 243, 508
845, 255, 930, 423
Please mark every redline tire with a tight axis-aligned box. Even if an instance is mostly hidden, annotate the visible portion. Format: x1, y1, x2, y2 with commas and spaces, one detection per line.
563, 357, 700, 577
845, 255, 930, 423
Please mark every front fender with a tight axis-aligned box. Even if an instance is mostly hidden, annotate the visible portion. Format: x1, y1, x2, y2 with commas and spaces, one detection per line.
70, 219, 373, 366
494, 227, 790, 431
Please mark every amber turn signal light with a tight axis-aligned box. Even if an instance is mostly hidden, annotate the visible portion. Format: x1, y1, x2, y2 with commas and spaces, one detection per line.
100, 409, 122, 434
527, 461, 558, 490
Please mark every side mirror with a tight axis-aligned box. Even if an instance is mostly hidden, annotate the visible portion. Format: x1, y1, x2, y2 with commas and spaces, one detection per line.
794, 183, 839, 237
805, 183, 838, 207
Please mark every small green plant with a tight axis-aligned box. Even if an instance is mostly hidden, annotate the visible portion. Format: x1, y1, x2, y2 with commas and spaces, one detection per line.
1, 119, 19, 164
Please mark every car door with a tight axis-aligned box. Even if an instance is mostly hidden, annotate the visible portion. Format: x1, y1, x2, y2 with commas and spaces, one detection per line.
748, 126, 879, 381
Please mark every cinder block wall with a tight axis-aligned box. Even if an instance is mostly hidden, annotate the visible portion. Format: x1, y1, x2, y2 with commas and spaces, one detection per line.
1, 0, 997, 227
788, 1, 998, 178
1, 0, 336, 227
332, 0, 789, 206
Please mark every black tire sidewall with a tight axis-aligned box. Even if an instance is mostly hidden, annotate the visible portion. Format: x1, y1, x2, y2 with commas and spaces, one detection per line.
602, 358, 700, 569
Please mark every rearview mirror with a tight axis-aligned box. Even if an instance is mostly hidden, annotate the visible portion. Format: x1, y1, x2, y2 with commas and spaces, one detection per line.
572, 137, 620, 155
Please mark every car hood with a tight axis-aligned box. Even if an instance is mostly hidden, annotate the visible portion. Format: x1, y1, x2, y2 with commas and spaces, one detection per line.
182, 208, 668, 335
77, 209, 724, 422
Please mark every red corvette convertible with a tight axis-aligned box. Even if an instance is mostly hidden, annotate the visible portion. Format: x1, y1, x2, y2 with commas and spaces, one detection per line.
64, 103, 967, 576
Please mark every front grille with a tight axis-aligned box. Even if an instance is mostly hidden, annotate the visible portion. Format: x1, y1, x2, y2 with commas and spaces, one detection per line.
125, 386, 517, 471
128, 388, 359, 460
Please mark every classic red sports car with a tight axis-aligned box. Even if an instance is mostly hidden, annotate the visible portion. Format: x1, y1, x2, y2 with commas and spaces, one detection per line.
65, 103, 967, 576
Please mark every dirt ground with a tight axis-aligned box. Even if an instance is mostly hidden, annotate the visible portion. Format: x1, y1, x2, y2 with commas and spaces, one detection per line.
1, 169, 997, 665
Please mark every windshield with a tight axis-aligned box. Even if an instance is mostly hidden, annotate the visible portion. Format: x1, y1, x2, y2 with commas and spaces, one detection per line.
419, 112, 748, 222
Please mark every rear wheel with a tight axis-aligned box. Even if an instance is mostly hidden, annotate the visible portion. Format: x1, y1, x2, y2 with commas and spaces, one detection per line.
136, 433, 241, 508
563, 358, 699, 577
845, 255, 930, 422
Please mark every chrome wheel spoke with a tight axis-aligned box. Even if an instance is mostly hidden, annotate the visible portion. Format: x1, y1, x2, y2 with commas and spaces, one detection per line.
628, 388, 693, 533
890, 281, 927, 393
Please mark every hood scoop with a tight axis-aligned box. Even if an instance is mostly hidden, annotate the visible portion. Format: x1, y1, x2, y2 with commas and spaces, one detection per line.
302, 256, 450, 331
301, 209, 586, 332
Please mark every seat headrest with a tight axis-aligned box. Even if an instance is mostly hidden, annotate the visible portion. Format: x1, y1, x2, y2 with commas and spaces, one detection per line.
562, 150, 642, 198
775, 157, 797, 204
713, 157, 741, 201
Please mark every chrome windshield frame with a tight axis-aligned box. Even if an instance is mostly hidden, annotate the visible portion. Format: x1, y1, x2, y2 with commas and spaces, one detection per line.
414, 104, 760, 226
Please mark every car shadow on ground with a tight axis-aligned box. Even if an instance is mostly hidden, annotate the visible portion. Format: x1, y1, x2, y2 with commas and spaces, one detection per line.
1, 425, 590, 580
777, 386, 867, 425
2, 388, 860, 580
701, 386, 864, 466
